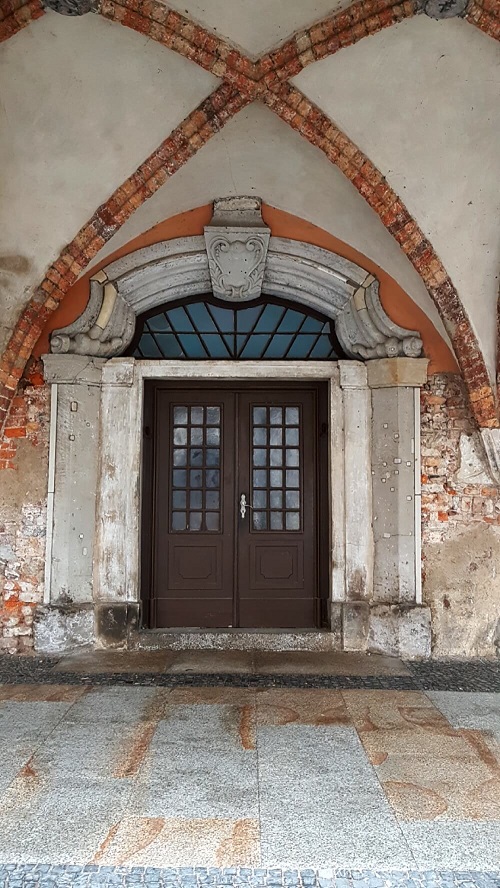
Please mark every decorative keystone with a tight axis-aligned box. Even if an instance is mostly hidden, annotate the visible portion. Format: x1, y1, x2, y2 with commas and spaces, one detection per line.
43, 0, 93, 14
422, 0, 469, 18
204, 197, 270, 302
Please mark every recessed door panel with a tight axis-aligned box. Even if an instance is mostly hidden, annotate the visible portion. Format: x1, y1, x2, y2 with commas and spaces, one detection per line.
145, 383, 324, 629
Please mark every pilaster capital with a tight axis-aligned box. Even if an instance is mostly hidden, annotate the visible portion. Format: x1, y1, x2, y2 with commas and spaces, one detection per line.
42, 354, 106, 385
367, 358, 429, 389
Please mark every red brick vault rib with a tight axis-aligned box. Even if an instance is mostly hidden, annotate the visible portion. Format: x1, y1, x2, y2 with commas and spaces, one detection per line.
262, 82, 498, 428
0, 0, 498, 431
0, 0, 44, 42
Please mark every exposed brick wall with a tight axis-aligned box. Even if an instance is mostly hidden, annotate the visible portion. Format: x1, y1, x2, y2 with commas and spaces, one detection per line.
0, 364, 49, 652
421, 374, 500, 536
421, 373, 500, 657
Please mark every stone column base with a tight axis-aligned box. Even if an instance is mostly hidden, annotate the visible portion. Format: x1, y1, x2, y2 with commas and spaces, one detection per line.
33, 603, 95, 654
342, 601, 431, 658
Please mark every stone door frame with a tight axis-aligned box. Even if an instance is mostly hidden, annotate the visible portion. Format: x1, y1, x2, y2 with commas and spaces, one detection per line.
40, 353, 430, 657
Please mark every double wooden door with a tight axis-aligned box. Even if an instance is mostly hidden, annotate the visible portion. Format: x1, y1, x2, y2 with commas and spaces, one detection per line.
142, 383, 327, 629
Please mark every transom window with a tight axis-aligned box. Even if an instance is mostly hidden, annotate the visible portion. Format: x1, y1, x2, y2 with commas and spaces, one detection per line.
131, 296, 344, 360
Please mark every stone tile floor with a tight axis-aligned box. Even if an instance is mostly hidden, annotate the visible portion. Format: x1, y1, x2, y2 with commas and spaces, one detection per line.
0, 653, 499, 886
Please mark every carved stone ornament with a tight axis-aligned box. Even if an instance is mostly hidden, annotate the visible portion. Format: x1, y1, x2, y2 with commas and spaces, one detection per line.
43, 0, 93, 13
204, 197, 270, 301
422, 0, 469, 18
50, 273, 136, 357
50, 197, 423, 363
335, 276, 423, 360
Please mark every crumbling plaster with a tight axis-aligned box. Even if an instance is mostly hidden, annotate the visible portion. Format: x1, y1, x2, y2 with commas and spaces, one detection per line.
424, 523, 500, 658
90, 103, 451, 350
0, 10, 219, 352
294, 16, 500, 381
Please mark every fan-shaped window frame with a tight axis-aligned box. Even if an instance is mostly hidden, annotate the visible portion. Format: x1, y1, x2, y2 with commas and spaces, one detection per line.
127, 294, 346, 362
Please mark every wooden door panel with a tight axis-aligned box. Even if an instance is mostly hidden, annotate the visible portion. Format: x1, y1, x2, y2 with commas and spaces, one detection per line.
247, 542, 304, 592
152, 391, 236, 628
237, 391, 318, 628
167, 542, 222, 589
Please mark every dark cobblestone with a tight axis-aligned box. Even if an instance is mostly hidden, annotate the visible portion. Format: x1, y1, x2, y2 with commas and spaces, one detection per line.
0, 867, 499, 888
0, 656, 499, 691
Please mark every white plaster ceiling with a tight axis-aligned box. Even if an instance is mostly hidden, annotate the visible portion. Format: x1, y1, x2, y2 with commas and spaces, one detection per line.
0, 10, 219, 351
91, 102, 450, 346
294, 16, 500, 380
164, 0, 350, 56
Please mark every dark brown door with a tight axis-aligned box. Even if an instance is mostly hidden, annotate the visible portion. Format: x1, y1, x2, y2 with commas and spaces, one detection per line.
144, 383, 326, 629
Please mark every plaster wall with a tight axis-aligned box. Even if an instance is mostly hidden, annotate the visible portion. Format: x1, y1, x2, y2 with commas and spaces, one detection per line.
0, 11, 218, 351
90, 103, 451, 349
294, 16, 500, 380
164, 0, 351, 56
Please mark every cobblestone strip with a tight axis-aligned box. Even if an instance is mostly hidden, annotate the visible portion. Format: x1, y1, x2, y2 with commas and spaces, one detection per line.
0, 657, 499, 691
0, 865, 499, 888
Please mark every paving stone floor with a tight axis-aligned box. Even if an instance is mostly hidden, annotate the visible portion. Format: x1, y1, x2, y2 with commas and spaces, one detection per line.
0, 652, 499, 886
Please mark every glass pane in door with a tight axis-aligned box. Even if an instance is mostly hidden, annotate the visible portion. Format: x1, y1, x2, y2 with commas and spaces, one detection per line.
251, 405, 301, 532
170, 405, 221, 532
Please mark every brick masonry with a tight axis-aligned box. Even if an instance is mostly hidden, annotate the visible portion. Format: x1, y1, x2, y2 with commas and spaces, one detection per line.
0, 361, 49, 652
421, 374, 500, 657
0, 0, 498, 433
0, 0, 44, 43
1, 370, 499, 656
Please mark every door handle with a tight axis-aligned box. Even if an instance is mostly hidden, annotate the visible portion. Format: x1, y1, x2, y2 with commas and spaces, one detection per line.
239, 493, 253, 519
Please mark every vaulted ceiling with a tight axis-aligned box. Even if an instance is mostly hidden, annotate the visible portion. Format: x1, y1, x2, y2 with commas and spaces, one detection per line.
0, 0, 499, 427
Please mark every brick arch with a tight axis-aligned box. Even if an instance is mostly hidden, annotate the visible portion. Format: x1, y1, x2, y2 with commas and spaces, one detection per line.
0, 0, 498, 429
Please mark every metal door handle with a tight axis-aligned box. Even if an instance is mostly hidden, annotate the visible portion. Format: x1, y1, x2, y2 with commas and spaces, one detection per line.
239, 493, 253, 519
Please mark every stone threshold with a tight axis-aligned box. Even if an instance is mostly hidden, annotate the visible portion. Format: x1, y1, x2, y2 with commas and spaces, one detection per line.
130, 629, 339, 652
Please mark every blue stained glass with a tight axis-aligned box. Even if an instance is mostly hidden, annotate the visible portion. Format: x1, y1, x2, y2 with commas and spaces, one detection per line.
186, 302, 218, 333
133, 299, 341, 360
166, 307, 195, 332
309, 335, 335, 358
177, 334, 207, 358
200, 334, 231, 358
300, 316, 325, 333
263, 334, 294, 359
154, 333, 183, 358
208, 304, 234, 333
239, 333, 272, 359
139, 334, 162, 358
286, 334, 318, 359
147, 315, 171, 332
236, 305, 263, 332
254, 304, 286, 333
277, 309, 305, 333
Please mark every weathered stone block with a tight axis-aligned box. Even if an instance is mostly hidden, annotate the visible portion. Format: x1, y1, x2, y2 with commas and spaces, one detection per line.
342, 601, 369, 651
33, 604, 94, 653
95, 602, 140, 649
367, 604, 431, 659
